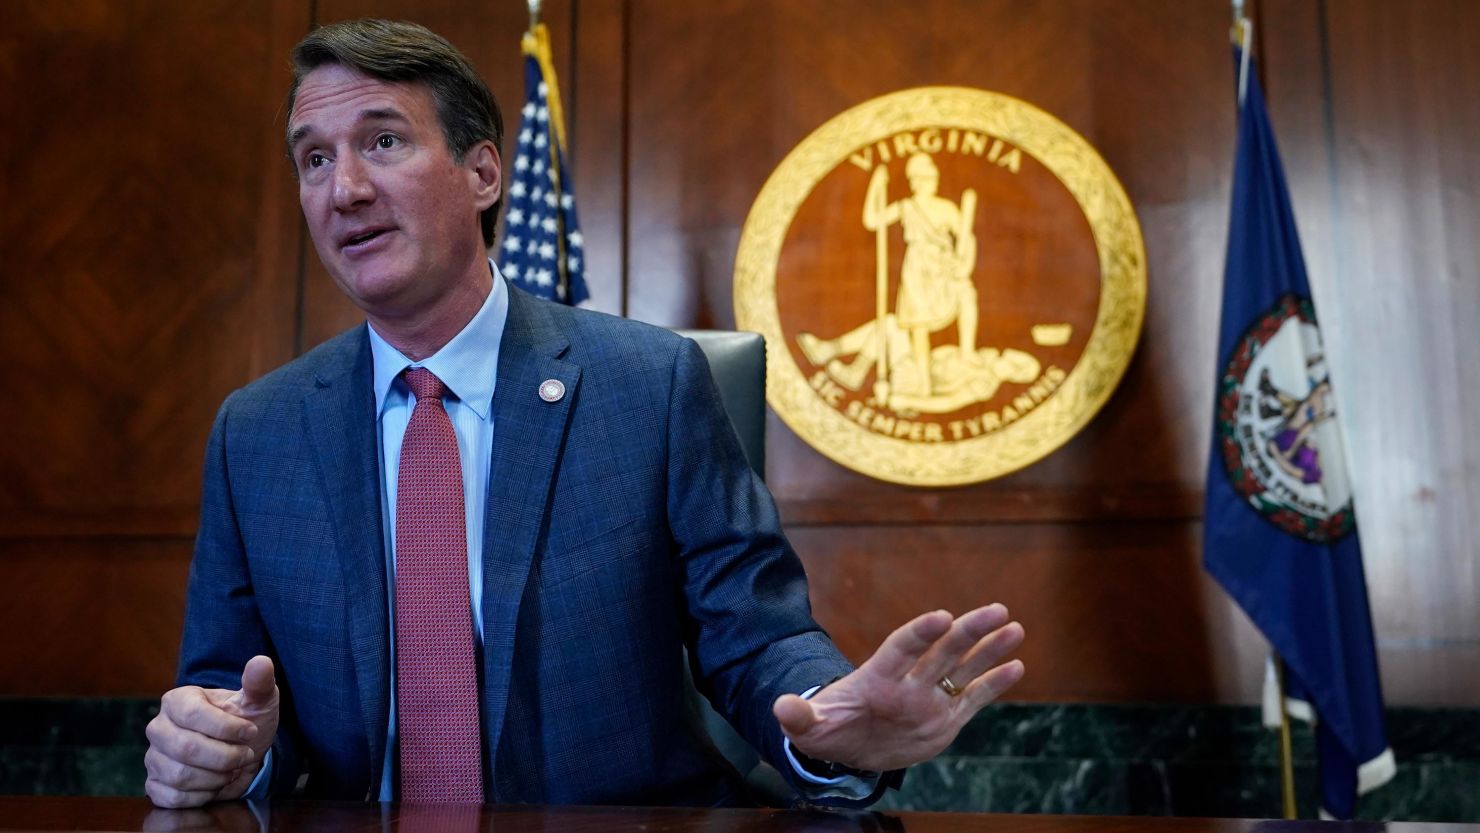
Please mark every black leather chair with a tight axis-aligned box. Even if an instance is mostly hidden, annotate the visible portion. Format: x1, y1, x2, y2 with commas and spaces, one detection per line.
672, 330, 794, 806
673, 330, 766, 479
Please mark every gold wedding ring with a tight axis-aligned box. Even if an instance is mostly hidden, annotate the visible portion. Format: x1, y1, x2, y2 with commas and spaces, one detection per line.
937, 676, 964, 698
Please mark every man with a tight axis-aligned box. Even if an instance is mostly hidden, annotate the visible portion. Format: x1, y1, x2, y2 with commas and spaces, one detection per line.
144, 19, 1025, 809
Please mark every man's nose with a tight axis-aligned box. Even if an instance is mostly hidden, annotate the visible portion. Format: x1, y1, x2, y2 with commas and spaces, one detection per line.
332, 154, 375, 210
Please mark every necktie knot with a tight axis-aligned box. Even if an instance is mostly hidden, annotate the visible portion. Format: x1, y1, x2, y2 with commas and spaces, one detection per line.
403, 367, 449, 403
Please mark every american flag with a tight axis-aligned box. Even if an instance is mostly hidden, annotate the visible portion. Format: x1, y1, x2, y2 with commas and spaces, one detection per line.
498, 51, 588, 305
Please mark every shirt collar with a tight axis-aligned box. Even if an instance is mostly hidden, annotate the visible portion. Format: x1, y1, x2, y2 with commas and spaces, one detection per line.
367, 260, 510, 421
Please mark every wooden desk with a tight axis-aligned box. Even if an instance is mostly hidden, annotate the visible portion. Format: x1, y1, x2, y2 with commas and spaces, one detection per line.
0, 798, 1468, 833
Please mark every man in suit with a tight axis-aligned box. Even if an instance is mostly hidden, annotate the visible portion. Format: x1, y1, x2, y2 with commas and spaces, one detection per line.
143, 19, 1025, 809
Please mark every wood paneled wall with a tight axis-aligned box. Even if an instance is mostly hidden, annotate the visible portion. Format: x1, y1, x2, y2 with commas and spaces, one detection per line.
1, 0, 1476, 705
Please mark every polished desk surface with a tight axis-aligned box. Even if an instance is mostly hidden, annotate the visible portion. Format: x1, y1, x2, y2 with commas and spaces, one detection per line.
0, 798, 1472, 833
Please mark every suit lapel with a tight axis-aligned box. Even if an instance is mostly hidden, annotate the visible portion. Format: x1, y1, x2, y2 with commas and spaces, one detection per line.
480, 286, 579, 776
303, 328, 390, 793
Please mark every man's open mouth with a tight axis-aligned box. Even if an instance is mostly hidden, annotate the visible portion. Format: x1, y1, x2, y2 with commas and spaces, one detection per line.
344, 228, 390, 248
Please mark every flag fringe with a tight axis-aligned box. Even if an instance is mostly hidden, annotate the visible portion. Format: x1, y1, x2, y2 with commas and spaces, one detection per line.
1359, 747, 1396, 795
1262, 659, 1397, 804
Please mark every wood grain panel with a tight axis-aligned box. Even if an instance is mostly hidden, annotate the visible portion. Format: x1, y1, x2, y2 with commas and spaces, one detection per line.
0, 538, 193, 696
1311, 0, 1480, 699
793, 521, 1480, 705
0, 0, 308, 693
790, 522, 1263, 704
0, 0, 307, 533
570, 0, 628, 317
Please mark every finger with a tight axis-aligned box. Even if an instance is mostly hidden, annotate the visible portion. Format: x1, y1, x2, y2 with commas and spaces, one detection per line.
144, 777, 216, 810
161, 688, 257, 744
214, 767, 260, 804
771, 693, 818, 739
864, 610, 953, 680
909, 604, 1011, 684
948, 620, 1025, 684
146, 716, 256, 773
232, 655, 276, 712
960, 659, 1026, 711
144, 745, 242, 793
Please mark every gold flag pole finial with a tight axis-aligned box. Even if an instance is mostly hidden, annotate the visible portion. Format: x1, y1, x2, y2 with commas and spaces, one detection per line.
1232, 0, 1253, 106
527, 0, 541, 32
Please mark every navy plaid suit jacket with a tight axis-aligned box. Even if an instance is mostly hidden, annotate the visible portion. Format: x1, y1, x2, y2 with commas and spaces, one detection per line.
177, 282, 857, 805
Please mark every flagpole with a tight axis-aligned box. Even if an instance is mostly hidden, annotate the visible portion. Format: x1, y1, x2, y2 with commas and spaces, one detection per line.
1274, 655, 1298, 819
1231, 3, 1295, 816
523, 2, 573, 301
1232, 2, 1253, 106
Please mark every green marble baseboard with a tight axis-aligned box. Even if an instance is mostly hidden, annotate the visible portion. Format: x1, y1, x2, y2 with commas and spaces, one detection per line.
877, 704, 1480, 821
1, 700, 1475, 821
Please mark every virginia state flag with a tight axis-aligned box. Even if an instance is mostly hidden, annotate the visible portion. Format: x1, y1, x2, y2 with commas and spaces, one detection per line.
1204, 43, 1395, 819
497, 23, 589, 305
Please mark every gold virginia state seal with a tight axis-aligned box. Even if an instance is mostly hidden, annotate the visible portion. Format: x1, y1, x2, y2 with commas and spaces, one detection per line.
734, 87, 1146, 486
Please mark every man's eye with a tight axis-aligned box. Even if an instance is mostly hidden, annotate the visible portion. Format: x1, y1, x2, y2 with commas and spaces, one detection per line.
377, 135, 399, 149
306, 153, 328, 169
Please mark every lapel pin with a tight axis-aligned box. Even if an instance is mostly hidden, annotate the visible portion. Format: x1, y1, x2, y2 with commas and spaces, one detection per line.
538, 379, 565, 403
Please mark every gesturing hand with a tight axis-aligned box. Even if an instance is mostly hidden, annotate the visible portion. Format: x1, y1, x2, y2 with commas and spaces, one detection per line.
145, 656, 280, 808
772, 604, 1024, 773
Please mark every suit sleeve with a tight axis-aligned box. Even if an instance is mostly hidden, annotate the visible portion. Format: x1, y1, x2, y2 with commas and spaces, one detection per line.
176, 393, 303, 797
662, 338, 900, 806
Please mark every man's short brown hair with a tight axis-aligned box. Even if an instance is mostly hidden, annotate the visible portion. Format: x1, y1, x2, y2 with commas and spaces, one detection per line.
287, 19, 504, 246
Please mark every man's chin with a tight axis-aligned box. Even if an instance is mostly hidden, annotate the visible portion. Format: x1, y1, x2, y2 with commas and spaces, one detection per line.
327, 269, 418, 316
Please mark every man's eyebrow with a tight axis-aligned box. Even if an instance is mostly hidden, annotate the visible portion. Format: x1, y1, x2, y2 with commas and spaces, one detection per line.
358, 107, 409, 124
288, 124, 314, 150
287, 108, 411, 152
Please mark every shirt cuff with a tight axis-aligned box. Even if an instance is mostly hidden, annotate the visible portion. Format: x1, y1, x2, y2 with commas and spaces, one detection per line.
782, 685, 882, 800
241, 747, 274, 800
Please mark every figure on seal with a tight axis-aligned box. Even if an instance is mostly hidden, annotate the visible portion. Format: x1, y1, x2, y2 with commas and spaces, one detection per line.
798, 152, 1038, 413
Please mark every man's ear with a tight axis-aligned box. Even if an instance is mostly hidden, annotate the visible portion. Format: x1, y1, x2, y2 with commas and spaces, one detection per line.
467, 140, 501, 211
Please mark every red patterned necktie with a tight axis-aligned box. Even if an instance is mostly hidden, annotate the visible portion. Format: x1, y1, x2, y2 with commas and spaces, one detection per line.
396, 367, 484, 803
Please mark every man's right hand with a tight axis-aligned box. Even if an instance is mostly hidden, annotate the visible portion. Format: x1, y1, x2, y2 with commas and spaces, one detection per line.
145, 655, 280, 808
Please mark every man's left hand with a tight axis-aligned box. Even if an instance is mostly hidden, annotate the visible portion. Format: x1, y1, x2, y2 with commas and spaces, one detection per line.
772, 604, 1025, 773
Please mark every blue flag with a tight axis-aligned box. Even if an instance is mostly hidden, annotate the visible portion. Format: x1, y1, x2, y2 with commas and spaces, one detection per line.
498, 26, 589, 305
1204, 44, 1394, 819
